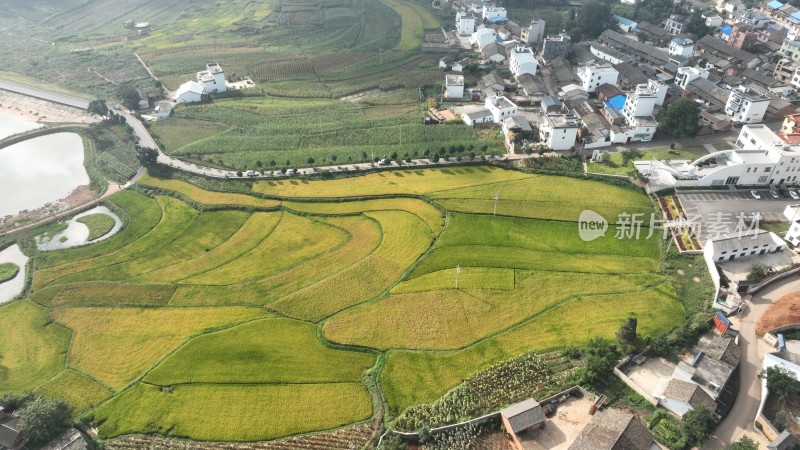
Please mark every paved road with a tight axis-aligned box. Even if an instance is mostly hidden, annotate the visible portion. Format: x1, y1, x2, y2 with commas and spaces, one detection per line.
705, 277, 800, 448
0, 79, 89, 109
0, 77, 775, 181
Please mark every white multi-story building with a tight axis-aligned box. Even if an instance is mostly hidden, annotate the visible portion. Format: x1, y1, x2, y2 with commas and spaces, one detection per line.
456, 12, 477, 36
791, 67, 800, 89
485, 94, 517, 123
704, 14, 724, 27
669, 37, 695, 57
725, 86, 770, 124
509, 46, 538, 77
445, 74, 464, 98
539, 113, 580, 150
482, 5, 507, 22
783, 204, 800, 246
520, 19, 545, 44
637, 123, 800, 187
675, 66, 710, 89
576, 64, 619, 93
196, 62, 227, 94
470, 27, 497, 50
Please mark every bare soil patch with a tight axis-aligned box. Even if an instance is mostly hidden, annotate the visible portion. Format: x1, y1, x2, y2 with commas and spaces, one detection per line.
757, 292, 800, 336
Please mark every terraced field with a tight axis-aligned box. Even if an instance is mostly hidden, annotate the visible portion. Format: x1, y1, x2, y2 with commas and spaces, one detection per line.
0, 167, 687, 442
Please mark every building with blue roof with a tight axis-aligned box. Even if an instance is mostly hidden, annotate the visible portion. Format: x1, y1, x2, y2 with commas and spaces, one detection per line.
767, 0, 784, 9
612, 15, 638, 33
605, 94, 626, 111
720, 25, 732, 36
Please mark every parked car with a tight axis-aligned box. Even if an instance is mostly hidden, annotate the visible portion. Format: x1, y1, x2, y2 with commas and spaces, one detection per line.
378, 159, 390, 165
791, 190, 800, 201
769, 189, 780, 199
286, 169, 296, 175
244, 170, 259, 177
751, 190, 762, 199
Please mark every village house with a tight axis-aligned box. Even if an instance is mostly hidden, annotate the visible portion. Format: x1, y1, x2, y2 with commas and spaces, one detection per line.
542, 33, 571, 61
470, 27, 497, 51
0, 408, 22, 450
540, 112, 579, 150
637, 22, 672, 46
568, 408, 655, 450
520, 19, 546, 44
197, 62, 227, 94
456, 11, 477, 36
665, 14, 690, 35
658, 379, 718, 418
174, 81, 204, 104
725, 85, 771, 123
153, 101, 173, 118
482, 5, 507, 22
486, 93, 517, 122
675, 66, 710, 89
598, 29, 671, 67
479, 71, 506, 95
509, 45, 537, 77
590, 43, 631, 65
612, 15, 638, 33
500, 399, 546, 450
516, 73, 548, 104
445, 74, 465, 98
482, 42, 506, 63
668, 37, 695, 57
577, 64, 619, 93
704, 230, 786, 262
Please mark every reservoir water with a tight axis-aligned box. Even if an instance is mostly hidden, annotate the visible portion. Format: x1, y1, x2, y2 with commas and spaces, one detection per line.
0, 111, 43, 139
0, 131, 89, 217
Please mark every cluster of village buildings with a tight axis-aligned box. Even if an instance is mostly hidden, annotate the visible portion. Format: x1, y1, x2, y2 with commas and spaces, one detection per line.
433, 0, 800, 155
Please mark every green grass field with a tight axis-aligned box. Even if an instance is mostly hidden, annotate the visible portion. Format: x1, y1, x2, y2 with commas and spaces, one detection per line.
0, 167, 691, 442
587, 146, 711, 176
77, 214, 116, 241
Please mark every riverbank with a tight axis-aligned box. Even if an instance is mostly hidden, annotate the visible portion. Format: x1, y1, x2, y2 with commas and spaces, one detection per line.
0, 89, 97, 124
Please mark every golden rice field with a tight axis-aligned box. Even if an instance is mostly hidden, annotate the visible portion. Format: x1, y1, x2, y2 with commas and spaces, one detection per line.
0, 167, 686, 442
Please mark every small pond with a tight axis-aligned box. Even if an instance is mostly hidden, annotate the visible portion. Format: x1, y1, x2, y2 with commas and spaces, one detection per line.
37, 206, 122, 251
0, 244, 28, 304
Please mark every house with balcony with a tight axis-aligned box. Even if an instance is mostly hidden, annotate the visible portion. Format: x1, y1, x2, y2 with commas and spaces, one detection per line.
725, 86, 771, 123
577, 64, 619, 93
540, 112, 579, 150
509, 45, 537, 77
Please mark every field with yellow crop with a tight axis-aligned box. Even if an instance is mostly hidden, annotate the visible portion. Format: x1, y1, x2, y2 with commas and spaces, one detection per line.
0, 167, 687, 442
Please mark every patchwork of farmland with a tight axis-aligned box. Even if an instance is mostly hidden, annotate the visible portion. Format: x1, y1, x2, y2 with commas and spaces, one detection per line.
150, 98, 504, 171
0, 166, 686, 442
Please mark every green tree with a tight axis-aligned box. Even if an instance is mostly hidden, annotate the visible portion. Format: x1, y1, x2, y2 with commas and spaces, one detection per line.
307, 157, 315, 165
0, 392, 36, 412
576, 1, 612, 39
583, 337, 619, 384
681, 407, 717, 446
87, 99, 108, 117
136, 147, 159, 169
616, 317, 639, 354
116, 84, 141, 111
621, 149, 644, 166
17, 396, 71, 444
728, 436, 758, 450
747, 263, 772, 282
761, 366, 800, 407
656, 98, 699, 137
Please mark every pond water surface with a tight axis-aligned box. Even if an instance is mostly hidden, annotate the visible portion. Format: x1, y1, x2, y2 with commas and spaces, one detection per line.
37, 206, 122, 251
0, 111, 43, 139
0, 131, 89, 217
0, 244, 28, 304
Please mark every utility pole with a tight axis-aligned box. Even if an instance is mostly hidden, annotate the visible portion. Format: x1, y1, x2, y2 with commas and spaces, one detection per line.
400, 127, 403, 146
493, 193, 500, 215
379, 48, 383, 64
455, 264, 461, 289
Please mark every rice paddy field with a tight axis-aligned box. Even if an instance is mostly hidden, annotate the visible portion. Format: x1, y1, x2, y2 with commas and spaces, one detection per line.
0, 166, 690, 443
